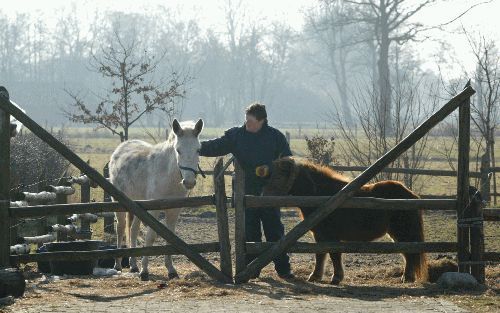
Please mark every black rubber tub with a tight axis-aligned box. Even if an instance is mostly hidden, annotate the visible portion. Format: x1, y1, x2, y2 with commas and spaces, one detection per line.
46, 240, 100, 275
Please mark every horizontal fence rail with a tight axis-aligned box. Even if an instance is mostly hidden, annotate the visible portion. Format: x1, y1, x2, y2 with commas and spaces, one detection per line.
245, 196, 457, 210
330, 165, 484, 178
11, 242, 221, 264
483, 208, 500, 221
483, 252, 500, 263
9, 196, 215, 218
246, 241, 458, 254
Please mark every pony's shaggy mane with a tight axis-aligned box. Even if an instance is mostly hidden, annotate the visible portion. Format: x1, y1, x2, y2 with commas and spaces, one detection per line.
296, 159, 350, 184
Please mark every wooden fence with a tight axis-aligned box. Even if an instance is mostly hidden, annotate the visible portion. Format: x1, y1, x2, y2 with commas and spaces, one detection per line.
0, 83, 498, 288
5, 160, 233, 280
8, 172, 120, 250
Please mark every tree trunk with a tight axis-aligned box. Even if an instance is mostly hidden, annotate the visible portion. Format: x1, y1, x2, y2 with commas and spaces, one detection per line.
339, 57, 352, 126
378, 2, 392, 141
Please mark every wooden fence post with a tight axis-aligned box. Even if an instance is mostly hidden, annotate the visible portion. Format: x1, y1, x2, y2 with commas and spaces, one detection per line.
0, 97, 10, 267
103, 163, 114, 234
55, 178, 69, 242
456, 82, 471, 274
213, 158, 232, 280
80, 171, 92, 239
233, 160, 246, 278
470, 194, 485, 283
480, 153, 490, 203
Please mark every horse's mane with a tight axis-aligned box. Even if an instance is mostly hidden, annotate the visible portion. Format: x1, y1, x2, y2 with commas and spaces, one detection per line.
297, 159, 350, 184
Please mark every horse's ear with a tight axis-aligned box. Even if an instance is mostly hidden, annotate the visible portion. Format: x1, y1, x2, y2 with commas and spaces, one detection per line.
279, 157, 299, 193
172, 119, 183, 136
194, 118, 203, 136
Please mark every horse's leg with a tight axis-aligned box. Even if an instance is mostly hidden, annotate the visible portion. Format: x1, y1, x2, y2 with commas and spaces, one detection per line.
164, 208, 182, 279
140, 211, 161, 281
114, 212, 126, 271
329, 252, 344, 285
129, 215, 141, 273
308, 253, 327, 282
308, 231, 329, 282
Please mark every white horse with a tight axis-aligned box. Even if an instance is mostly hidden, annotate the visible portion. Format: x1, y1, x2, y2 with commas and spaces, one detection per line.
109, 118, 204, 281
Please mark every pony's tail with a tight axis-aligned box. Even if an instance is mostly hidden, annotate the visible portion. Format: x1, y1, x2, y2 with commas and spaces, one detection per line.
414, 209, 429, 282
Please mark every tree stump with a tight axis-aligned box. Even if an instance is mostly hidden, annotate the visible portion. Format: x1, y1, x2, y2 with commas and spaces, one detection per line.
0, 268, 25, 298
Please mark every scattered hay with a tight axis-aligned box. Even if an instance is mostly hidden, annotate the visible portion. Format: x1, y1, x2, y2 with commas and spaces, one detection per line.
428, 258, 458, 283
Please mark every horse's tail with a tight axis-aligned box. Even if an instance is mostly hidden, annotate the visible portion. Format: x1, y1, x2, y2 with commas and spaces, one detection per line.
414, 209, 429, 282
383, 181, 429, 282
125, 212, 134, 247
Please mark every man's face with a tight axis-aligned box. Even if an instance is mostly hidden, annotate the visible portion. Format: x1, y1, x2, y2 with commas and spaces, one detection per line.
245, 114, 264, 133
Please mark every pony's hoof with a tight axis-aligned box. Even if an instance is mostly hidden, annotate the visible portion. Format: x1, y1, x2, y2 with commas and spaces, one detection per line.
130, 267, 140, 273
307, 274, 321, 282
401, 275, 415, 283
114, 265, 122, 272
140, 272, 149, 281
168, 272, 179, 280
330, 277, 342, 285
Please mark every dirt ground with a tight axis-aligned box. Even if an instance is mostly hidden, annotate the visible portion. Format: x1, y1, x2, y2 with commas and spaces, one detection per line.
2, 210, 499, 313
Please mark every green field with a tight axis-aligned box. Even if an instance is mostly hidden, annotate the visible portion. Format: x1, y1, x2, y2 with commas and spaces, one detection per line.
63, 126, 500, 201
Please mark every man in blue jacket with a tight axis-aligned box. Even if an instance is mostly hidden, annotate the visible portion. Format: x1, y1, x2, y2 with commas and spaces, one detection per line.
199, 102, 294, 279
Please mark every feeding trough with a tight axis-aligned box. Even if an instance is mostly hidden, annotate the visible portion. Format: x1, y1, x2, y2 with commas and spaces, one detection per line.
45, 240, 100, 275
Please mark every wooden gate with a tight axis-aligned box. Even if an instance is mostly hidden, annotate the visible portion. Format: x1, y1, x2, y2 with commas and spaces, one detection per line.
231, 82, 487, 283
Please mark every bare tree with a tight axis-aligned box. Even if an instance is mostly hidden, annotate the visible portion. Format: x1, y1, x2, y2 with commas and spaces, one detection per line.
64, 30, 186, 142
332, 72, 438, 189
468, 33, 499, 157
259, 21, 294, 104
304, 0, 366, 126
338, 0, 438, 140
10, 129, 71, 192
435, 30, 499, 202
467, 31, 499, 203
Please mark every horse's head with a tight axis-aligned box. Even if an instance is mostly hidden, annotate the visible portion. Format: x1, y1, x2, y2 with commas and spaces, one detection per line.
172, 118, 204, 190
262, 157, 299, 196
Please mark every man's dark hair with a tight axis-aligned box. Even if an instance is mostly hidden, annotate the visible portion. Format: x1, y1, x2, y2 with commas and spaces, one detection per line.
245, 102, 267, 121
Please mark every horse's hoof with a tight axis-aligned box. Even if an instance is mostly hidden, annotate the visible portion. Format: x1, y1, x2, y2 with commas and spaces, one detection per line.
130, 267, 140, 273
114, 265, 122, 272
140, 272, 149, 281
307, 274, 321, 282
168, 272, 179, 280
401, 276, 415, 283
330, 277, 342, 285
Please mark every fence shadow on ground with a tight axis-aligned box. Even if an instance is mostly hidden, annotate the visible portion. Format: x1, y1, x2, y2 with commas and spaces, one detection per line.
238, 276, 489, 302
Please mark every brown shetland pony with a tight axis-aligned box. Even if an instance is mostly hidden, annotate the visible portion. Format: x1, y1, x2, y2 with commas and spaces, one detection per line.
262, 157, 428, 285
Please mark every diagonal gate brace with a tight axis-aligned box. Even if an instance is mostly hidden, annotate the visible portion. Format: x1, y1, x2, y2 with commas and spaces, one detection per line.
0, 95, 232, 284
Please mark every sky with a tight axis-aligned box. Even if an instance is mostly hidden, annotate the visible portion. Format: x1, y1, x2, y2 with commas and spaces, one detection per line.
3, 0, 500, 77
